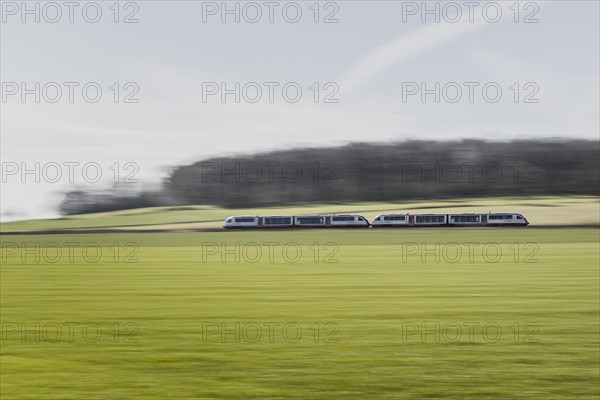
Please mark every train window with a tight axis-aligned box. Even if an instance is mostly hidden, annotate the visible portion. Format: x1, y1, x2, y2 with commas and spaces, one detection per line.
374, 217, 381, 221
384, 216, 406, 221
234, 218, 255, 223
265, 217, 291, 224
332, 216, 355, 222
453, 216, 480, 222
416, 216, 445, 223
297, 217, 323, 224
489, 215, 512, 220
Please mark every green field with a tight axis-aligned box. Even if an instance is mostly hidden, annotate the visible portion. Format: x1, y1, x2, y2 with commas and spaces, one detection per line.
1, 228, 598, 399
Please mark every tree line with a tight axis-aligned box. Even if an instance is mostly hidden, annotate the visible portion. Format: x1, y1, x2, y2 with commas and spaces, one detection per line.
59, 139, 600, 215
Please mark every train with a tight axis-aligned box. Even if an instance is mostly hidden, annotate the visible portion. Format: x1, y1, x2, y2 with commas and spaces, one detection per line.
223, 213, 529, 228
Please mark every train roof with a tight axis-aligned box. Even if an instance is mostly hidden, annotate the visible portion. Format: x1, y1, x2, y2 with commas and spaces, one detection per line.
413, 213, 447, 215
447, 213, 480, 215
295, 214, 364, 217
375, 213, 408, 215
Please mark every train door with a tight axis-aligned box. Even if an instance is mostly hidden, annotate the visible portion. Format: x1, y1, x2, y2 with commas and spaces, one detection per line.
258, 217, 263, 227
325, 217, 331, 227
409, 215, 414, 226
481, 214, 487, 226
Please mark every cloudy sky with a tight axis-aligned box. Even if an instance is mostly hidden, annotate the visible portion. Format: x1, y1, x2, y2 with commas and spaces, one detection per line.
1, 0, 599, 220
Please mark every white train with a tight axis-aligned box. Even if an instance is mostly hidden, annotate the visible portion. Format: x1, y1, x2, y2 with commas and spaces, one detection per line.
223, 212, 528, 229
223, 214, 369, 229
371, 213, 528, 227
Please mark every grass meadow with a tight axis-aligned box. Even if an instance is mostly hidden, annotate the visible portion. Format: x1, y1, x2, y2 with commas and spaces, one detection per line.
1, 227, 598, 399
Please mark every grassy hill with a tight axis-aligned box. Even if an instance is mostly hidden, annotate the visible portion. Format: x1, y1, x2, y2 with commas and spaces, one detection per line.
1, 196, 598, 233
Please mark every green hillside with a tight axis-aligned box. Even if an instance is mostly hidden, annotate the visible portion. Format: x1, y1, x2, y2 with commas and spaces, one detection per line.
1, 196, 598, 233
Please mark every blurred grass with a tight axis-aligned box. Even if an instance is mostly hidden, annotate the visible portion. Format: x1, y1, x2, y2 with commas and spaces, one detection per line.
1, 229, 599, 399
1, 196, 598, 232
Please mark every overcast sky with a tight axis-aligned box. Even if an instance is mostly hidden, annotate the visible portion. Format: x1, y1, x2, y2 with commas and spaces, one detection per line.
1, 0, 599, 221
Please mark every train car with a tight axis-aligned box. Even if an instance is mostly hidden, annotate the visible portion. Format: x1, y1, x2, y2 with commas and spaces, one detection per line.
330, 215, 370, 228
294, 215, 327, 227
371, 214, 409, 227
448, 213, 482, 226
224, 215, 295, 229
411, 214, 448, 226
223, 216, 259, 229
261, 216, 295, 228
293, 214, 369, 228
223, 215, 368, 228
485, 213, 529, 226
